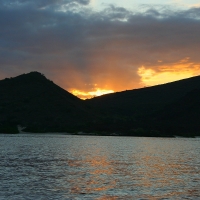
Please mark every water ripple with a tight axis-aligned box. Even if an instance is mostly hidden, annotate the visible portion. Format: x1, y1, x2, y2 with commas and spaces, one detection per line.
0, 135, 199, 199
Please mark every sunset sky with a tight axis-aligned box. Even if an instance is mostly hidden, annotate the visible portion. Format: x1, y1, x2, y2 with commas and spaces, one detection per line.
0, 0, 200, 99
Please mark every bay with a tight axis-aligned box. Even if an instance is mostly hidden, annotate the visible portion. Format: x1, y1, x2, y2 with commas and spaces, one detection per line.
0, 134, 199, 199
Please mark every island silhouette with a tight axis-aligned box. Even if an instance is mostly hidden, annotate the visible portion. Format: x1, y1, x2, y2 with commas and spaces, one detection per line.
0, 72, 200, 137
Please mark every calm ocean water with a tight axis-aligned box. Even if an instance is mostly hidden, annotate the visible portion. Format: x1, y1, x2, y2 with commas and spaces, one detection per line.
0, 134, 199, 200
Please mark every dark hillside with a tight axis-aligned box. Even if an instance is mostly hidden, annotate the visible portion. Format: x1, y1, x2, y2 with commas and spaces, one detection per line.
85, 76, 200, 136
86, 76, 200, 118
0, 72, 96, 133
151, 89, 200, 136
158, 89, 200, 120
1, 72, 200, 136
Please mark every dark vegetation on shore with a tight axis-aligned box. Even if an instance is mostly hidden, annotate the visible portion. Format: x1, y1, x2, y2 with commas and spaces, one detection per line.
0, 72, 200, 137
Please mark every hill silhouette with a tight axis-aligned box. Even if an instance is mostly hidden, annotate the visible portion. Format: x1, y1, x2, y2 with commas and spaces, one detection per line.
0, 72, 200, 136
151, 88, 200, 136
86, 76, 200, 136
86, 76, 200, 117
0, 72, 96, 133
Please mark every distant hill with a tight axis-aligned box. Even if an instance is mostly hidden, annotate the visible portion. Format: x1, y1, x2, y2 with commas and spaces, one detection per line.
86, 76, 200, 117
0, 72, 96, 133
1, 72, 200, 136
86, 76, 200, 136
152, 88, 200, 135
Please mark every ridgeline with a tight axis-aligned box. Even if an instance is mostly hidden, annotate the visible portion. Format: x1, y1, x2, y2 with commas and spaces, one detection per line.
0, 72, 97, 133
1, 72, 200, 137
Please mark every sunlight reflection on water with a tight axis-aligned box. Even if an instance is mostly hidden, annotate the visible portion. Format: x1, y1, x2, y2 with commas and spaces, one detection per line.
0, 135, 199, 199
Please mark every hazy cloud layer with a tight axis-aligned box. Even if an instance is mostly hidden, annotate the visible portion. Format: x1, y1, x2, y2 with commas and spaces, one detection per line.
0, 2, 200, 97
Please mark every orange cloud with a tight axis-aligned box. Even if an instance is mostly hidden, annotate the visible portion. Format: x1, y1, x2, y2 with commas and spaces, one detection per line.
45, 55, 200, 100
138, 57, 200, 87
1, 4, 200, 100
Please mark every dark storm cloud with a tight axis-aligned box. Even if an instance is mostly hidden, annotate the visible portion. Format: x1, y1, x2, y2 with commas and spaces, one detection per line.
0, 0, 90, 8
0, 2, 200, 92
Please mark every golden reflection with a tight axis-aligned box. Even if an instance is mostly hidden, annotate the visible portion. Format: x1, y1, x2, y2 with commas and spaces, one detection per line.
83, 150, 116, 193
65, 142, 117, 196
132, 138, 200, 199
62, 137, 199, 199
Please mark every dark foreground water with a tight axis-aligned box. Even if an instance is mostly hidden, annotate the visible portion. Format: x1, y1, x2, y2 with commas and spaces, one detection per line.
0, 134, 199, 200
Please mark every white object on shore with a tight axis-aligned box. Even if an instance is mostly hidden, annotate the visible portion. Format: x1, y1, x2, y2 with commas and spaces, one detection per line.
17, 125, 26, 133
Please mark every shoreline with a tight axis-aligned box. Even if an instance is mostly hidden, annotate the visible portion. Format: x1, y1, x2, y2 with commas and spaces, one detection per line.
0, 132, 200, 138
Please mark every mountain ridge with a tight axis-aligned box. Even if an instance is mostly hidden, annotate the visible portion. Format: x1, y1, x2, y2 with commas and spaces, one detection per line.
0, 72, 97, 133
1, 72, 200, 136
86, 75, 200, 116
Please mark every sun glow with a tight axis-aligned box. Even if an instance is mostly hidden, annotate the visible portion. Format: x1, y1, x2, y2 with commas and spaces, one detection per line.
138, 58, 200, 87
71, 88, 114, 99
